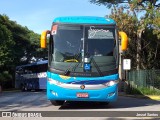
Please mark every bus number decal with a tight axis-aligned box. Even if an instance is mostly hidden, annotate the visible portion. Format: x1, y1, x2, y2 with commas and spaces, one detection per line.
37, 72, 47, 78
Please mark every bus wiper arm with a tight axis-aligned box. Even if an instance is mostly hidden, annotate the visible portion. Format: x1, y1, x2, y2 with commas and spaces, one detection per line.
64, 69, 70, 76
91, 57, 103, 76
64, 53, 81, 76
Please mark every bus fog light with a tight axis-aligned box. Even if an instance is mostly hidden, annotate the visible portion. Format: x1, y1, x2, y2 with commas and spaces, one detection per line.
108, 92, 115, 97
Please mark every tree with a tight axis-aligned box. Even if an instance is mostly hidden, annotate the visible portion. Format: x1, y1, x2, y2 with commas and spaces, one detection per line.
27, 31, 48, 62
109, 7, 138, 69
0, 15, 15, 69
0, 14, 47, 88
90, 0, 160, 69
90, 0, 160, 8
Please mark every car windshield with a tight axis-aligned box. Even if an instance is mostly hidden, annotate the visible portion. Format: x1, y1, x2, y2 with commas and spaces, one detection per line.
50, 24, 117, 76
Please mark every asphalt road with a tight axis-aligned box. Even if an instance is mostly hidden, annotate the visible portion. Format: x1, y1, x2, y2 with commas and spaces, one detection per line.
0, 91, 160, 120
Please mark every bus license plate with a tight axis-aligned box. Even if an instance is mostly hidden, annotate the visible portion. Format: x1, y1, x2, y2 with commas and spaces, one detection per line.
77, 93, 89, 98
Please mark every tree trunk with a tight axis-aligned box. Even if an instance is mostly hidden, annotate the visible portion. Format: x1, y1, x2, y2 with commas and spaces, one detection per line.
136, 29, 144, 70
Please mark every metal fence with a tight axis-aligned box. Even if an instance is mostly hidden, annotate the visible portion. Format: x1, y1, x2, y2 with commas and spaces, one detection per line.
127, 69, 160, 90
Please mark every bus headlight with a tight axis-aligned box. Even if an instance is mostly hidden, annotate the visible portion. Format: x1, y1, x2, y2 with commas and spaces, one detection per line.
48, 78, 62, 85
103, 80, 119, 87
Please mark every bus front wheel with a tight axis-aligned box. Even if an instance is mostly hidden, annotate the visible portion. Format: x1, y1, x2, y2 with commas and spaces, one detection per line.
50, 100, 65, 106
21, 84, 30, 92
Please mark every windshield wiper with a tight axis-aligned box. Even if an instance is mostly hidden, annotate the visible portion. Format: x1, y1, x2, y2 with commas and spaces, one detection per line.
64, 69, 70, 76
64, 55, 103, 77
91, 57, 103, 76
64, 53, 81, 76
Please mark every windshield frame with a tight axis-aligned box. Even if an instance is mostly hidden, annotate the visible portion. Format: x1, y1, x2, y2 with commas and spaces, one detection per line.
48, 23, 119, 77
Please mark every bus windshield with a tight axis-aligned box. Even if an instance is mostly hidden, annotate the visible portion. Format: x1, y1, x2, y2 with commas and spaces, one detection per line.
50, 24, 117, 76
53, 25, 83, 61
86, 26, 115, 56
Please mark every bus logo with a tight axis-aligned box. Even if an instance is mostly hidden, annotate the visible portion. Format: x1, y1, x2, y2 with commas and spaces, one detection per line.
80, 85, 85, 90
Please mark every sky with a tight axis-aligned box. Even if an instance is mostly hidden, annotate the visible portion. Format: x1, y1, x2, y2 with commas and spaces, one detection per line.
0, 0, 111, 34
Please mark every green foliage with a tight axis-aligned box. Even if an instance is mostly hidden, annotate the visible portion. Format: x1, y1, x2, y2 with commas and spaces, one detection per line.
109, 7, 138, 69
27, 32, 48, 59
0, 14, 47, 88
91, 0, 160, 69
139, 87, 160, 95
90, 0, 160, 8
127, 86, 160, 95
146, 7, 160, 39
0, 14, 47, 66
141, 29, 160, 69
0, 71, 12, 82
90, 0, 128, 8
90, 0, 160, 39
0, 18, 15, 67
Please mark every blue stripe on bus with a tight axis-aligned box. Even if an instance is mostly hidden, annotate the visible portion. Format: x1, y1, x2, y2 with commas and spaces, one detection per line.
67, 80, 113, 85
47, 72, 118, 83
53, 16, 116, 25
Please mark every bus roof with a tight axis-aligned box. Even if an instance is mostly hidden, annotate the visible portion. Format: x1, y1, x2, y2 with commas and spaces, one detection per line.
16, 60, 48, 69
53, 16, 116, 25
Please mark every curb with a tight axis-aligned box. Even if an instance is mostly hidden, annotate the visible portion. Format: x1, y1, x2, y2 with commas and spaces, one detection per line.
1, 90, 21, 93
145, 95, 160, 101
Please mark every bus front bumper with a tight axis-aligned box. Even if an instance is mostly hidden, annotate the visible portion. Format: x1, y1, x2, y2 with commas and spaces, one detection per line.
47, 81, 118, 102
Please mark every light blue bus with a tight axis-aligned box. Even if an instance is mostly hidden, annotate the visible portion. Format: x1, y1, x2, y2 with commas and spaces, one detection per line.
40, 16, 128, 105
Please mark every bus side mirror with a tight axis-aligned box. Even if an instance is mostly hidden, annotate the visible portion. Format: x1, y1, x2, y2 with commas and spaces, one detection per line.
40, 30, 50, 48
119, 31, 128, 51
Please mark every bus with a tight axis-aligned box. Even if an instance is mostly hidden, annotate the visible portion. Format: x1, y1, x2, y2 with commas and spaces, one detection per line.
15, 60, 48, 91
40, 16, 128, 105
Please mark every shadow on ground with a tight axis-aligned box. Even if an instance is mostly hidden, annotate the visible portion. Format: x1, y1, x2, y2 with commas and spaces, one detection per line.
59, 95, 160, 110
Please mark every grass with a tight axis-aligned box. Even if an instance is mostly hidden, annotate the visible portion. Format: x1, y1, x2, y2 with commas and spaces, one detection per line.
126, 86, 160, 95
138, 87, 160, 95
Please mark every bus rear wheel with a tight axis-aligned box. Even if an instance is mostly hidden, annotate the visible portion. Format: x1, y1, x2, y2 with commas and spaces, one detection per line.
50, 100, 65, 106
21, 84, 25, 92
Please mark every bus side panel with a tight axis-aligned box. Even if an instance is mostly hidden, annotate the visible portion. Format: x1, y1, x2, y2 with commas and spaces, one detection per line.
39, 78, 47, 89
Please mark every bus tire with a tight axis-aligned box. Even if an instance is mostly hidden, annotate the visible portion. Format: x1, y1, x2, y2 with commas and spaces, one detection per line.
21, 85, 25, 92
50, 100, 64, 106
24, 86, 28, 91
35, 89, 39, 92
